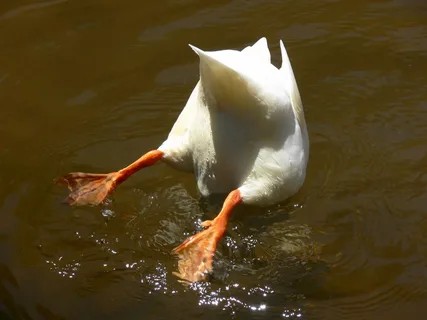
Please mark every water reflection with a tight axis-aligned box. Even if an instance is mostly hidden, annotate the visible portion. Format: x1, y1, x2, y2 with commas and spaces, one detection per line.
37, 182, 320, 318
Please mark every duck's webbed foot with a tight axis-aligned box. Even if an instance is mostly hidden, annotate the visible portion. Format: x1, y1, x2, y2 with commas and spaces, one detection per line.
55, 150, 164, 206
172, 190, 242, 282
56, 172, 120, 206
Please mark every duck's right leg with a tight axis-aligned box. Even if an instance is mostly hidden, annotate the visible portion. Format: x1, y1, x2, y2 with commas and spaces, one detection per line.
172, 189, 242, 282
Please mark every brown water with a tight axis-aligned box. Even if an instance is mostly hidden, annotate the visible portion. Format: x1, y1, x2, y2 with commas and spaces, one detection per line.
1, 0, 427, 319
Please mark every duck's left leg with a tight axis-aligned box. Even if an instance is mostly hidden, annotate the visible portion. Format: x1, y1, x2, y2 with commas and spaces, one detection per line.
56, 150, 164, 206
172, 189, 242, 282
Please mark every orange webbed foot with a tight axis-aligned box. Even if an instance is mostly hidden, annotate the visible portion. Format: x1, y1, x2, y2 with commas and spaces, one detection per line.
172, 219, 226, 282
55, 172, 120, 206
200, 220, 213, 228
172, 189, 242, 282
55, 150, 164, 206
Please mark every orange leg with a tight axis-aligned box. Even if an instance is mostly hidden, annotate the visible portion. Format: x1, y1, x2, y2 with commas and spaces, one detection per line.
56, 150, 164, 206
172, 189, 242, 282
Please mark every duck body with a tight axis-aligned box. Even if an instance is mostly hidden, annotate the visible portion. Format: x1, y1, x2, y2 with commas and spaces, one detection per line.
159, 37, 309, 206
57, 37, 308, 282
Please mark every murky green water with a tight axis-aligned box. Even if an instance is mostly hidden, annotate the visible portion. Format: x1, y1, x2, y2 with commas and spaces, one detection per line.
1, 0, 427, 319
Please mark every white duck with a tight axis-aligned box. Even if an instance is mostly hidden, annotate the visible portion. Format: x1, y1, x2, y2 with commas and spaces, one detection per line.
57, 37, 309, 282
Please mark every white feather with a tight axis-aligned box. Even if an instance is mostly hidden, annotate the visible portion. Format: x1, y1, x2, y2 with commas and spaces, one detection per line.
159, 38, 309, 206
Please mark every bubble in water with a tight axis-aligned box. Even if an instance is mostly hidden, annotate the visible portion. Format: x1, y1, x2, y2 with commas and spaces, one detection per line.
101, 208, 115, 219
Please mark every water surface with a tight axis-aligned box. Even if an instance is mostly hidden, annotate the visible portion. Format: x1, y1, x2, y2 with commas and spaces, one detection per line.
1, 0, 427, 319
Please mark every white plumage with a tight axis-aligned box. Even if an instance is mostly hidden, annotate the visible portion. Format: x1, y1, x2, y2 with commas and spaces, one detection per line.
58, 37, 309, 282
159, 37, 309, 205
